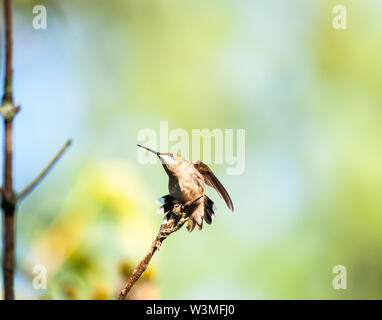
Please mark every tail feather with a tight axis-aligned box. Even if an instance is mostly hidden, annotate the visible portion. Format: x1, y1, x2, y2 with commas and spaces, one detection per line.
204, 209, 213, 224
186, 219, 196, 232
203, 196, 216, 225
157, 194, 217, 232
157, 195, 177, 231
186, 195, 216, 232
157, 195, 176, 215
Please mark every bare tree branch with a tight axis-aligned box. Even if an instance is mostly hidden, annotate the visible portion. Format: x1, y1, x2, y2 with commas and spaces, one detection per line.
2, 0, 13, 103
17, 139, 72, 200
118, 204, 189, 300
1, 0, 72, 299
1, 0, 17, 300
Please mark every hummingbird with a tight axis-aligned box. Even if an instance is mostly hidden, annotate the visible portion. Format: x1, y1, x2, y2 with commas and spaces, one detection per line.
137, 144, 234, 232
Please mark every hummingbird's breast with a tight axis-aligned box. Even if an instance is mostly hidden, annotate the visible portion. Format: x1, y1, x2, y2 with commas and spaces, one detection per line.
168, 167, 204, 202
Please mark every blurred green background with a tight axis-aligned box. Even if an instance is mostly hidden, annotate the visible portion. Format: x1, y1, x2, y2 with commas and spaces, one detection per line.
1, 0, 382, 299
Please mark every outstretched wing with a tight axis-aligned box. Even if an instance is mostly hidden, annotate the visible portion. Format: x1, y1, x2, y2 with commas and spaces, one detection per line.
193, 161, 234, 211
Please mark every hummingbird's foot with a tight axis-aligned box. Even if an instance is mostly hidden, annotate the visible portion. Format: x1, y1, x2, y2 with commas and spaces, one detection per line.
179, 201, 191, 212
173, 203, 183, 217
180, 195, 203, 211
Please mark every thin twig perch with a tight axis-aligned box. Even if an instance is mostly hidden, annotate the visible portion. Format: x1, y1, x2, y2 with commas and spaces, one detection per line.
118, 204, 189, 300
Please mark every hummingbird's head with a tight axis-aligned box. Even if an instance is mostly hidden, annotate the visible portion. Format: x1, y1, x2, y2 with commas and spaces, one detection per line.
137, 144, 185, 176
157, 152, 184, 168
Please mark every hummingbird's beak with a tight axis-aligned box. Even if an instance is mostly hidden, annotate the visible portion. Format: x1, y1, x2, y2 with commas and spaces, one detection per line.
137, 144, 160, 156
